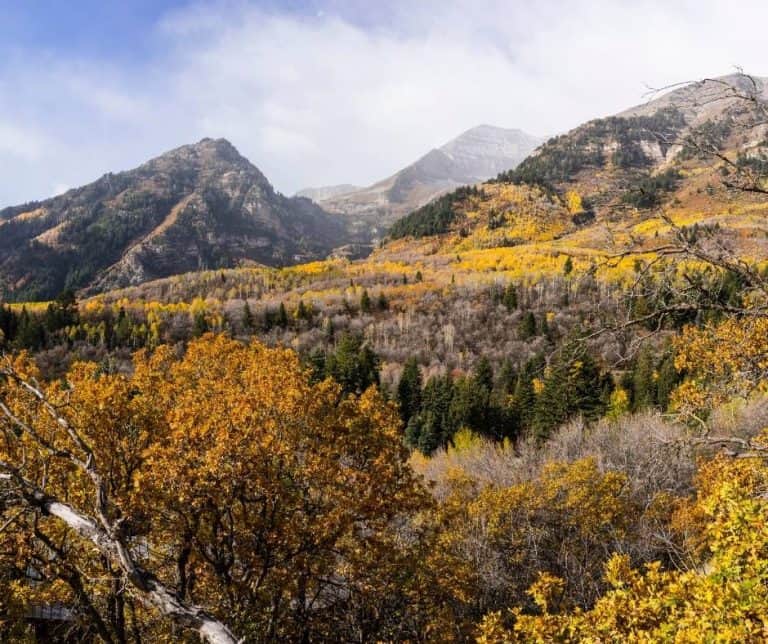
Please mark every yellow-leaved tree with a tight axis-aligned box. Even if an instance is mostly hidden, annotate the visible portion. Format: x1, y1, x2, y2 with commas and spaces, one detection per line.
477, 446, 768, 642
0, 334, 461, 642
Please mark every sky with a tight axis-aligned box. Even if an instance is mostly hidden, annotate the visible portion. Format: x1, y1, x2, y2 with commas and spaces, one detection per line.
1, 0, 767, 206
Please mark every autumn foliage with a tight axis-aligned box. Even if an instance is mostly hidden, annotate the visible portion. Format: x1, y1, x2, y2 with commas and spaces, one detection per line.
0, 335, 461, 641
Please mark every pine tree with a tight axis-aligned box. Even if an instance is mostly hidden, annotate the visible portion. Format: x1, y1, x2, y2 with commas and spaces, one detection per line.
296, 300, 311, 322
532, 348, 605, 442
115, 307, 132, 346
323, 317, 335, 343
513, 360, 537, 432
276, 302, 289, 328
503, 282, 518, 312
15, 307, 44, 350
656, 352, 678, 410
360, 289, 372, 314
242, 302, 254, 331
404, 414, 423, 449
497, 359, 518, 395
416, 412, 441, 455
473, 356, 494, 394
325, 333, 380, 396
563, 255, 574, 275
192, 312, 209, 337
518, 311, 537, 340
632, 347, 657, 410
397, 358, 422, 425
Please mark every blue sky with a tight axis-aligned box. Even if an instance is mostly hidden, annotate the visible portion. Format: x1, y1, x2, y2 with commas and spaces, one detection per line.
0, 1, 184, 61
1, 1, 767, 206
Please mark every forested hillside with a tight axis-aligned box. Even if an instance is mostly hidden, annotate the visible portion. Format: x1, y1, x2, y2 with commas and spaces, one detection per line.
0, 139, 351, 301
2, 73, 768, 642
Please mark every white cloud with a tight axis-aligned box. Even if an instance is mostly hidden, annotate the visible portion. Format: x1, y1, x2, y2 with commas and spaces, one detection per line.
0, 122, 49, 162
2, 0, 768, 205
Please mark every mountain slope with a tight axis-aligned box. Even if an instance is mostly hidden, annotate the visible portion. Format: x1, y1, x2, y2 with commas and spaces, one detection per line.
302, 125, 543, 237
295, 184, 362, 201
499, 73, 768, 219
0, 138, 350, 300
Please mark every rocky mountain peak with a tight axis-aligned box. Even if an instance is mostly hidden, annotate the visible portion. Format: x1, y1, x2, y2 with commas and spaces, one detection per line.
0, 139, 349, 300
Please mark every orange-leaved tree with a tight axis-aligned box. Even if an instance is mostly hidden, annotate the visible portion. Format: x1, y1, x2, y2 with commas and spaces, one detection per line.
0, 334, 456, 642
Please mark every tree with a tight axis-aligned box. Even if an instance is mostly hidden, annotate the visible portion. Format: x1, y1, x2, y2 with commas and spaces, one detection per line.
241, 301, 254, 331
0, 335, 439, 642
518, 311, 537, 340
503, 283, 518, 312
324, 332, 380, 396
473, 356, 494, 394
397, 358, 422, 426
276, 301, 289, 328
296, 299, 311, 321
632, 346, 657, 410
563, 255, 573, 275
532, 347, 605, 441
360, 289, 372, 314
478, 448, 768, 642
512, 360, 537, 432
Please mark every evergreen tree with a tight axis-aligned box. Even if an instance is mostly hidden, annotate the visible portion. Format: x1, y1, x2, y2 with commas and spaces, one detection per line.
418, 374, 455, 450
15, 307, 44, 350
360, 289, 372, 314
276, 302, 289, 328
632, 347, 657, 410
325, 333, 380, 396
473, 356, 494, 394
296, 300, 311, 322
0, 305, 18, 345
416, 412, 441, 455
513, 359, 538, 432
497, 359, 518, 395
503, 282, 518, 311
518, 311, 537, 340
307, 347, 327, 383
323, 317, 334, 343
532, 347, 605, 442
242, 302, 254, 331
563, 255, 574, 275
540, 313, 551, 341
656, 352, 678, 410
397, 358, 422, 425
404, 414, 423, 449
115, 307, 132, 346
449, 376, 489, 435
192, 312, 209, 338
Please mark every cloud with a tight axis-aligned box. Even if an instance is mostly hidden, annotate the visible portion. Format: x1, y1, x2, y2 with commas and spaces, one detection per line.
2, 0, 768, 206
0, 122, 49, 162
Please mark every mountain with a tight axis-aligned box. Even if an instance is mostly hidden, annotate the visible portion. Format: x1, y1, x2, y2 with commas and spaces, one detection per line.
301, 125, 543, 238
295, 184, 362, 201
385, 73, 768, 281
499, 73, 768, 219
0, 138, 350, 300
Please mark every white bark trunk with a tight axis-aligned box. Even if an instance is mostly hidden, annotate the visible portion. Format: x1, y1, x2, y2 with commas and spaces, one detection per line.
31, 490, 239, 644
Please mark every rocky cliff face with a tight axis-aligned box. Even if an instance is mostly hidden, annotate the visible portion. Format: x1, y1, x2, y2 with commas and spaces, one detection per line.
299, 125, 543, 238
0, 138, 349, 300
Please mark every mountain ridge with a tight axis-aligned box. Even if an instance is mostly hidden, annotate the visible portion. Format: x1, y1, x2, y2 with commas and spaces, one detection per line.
299, 124, 543, 237
0, 138, 350, 300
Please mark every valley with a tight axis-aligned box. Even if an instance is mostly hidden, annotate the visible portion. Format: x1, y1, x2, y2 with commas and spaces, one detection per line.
2, 69, 768, 643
